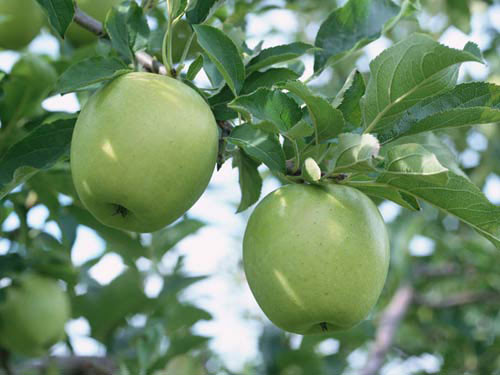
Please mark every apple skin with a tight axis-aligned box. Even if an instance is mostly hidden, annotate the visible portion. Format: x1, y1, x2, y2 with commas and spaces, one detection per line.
243, 183, 390, 335
70, 72, 218, 233
0, 273, 71, 356
0, 0, 45, 50
66, 0, 121, 47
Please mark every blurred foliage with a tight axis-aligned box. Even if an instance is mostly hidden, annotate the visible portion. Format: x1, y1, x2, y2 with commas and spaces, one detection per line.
0, 0, 499, 374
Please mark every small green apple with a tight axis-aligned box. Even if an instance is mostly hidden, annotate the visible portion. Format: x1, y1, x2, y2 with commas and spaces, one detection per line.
243, 184, 390, 335
0, 273, 71, 356
70, 72, 219, 233
0, 0, 44, 50
66, 0, 121, 47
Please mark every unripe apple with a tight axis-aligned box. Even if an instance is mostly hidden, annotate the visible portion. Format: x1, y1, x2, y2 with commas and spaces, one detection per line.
0, 273, 71, 356
70, 72, 219, 233
66, 0, 121, 47
243, 184, 390, 335
0, 0, 45, 50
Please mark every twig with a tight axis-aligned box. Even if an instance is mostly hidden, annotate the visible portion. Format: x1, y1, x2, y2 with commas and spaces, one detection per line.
360, 284, 415, 375
416, 291, 500, 309
72, 6, 167, 75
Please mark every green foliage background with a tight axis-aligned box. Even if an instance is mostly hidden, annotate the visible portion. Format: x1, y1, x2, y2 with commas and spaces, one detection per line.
0, 0, 499, 374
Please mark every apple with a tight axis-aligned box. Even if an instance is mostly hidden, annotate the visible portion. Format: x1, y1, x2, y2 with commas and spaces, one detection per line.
0, 0, 45, 50
243, 183, 390, 335
70, 72, 219, 233
66, 0, 121, 47
0, 273, 71, 356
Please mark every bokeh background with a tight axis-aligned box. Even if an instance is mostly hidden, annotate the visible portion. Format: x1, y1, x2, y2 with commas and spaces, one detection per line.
1, 0, 500, 374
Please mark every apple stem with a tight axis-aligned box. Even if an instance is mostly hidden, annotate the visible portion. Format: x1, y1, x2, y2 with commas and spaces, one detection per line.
320, 322, 328, 332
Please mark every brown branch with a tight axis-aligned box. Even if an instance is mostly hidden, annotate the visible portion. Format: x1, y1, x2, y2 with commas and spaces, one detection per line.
360, 284, 415, 375
416, 291, 500, 309
72, 5, 167, 75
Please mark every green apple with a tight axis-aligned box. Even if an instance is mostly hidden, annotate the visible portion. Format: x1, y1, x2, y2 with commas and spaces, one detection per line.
243, 184, 390, 335
66, 0, 121, 47
70, 72, 218, 233
0, 273, 71, 356
0, 0, 45, 50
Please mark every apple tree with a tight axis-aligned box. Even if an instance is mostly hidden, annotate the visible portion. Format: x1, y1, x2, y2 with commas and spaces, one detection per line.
0, 0, 499, 374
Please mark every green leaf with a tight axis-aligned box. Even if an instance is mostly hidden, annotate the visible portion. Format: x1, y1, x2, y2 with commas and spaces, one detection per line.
233, 150, 263, 212
377, 82, 500, 143
333, 70, 366, 130
242, 68, 300, 95
0, 118, 76, 200
55, 56, 132, 95
186, 54, 204, 80
152, 218, 205, 259
0, 55, 57, 126
171, 0, 188, 20
208, 68, 300, 121
227, 124, 286, 173
35, 0, 74, 37
186, 0, 221, 24
278, 81, 345, 143
105, 2, 150, 63
229, 88, 302, 133
381, 143, 449, 185
362, 34, 484, 134
314, 0, 400, 72
285, 119, 314, 140
376, 170, 500, 248
193, 25, 245, 95
73, 269, 149, 342
326, 133, 380, 173
246, 42, 313, 75
352, 180, 420, 211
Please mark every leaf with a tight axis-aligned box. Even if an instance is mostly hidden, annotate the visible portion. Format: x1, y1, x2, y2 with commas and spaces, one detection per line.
35, 0, 74, 37
376, 170, 500, 248
233, 150, 263, 212
171, 0, 188, 20
193, 25, 245, 95
55, 56, 132, 95
186, 55, 204, 80
362, 34, 484, 134
246, 42, 313, 75
105, 2, 150, 63
186, 0, 222, 24
228, 88, 302, 133
352, 181, 420, 211
326, 133, 380, 173
333, 70, 366, 130
382, 143, 449, 185
73, 269, 149, 342
278, 81, 345, 143
227, 124, 286, 173
285, 119, 314, 140
152, 218, 205, 259
0, 118, 76, 200
314, 0, 401, 72
377, 82, 500, 143
242, 68, 300, 95
0, 55, 57, 126
208, 68, 300, 121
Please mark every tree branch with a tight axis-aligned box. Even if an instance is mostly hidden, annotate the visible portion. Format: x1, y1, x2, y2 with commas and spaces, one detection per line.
72, 6, 167, 75
360, 284, 415, 375
416, 291, 500, 309
19, 356, 116, 375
